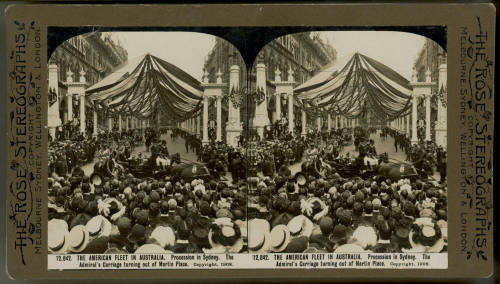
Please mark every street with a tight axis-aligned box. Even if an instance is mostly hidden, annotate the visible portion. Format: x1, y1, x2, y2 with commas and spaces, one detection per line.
83, 130, 439, 181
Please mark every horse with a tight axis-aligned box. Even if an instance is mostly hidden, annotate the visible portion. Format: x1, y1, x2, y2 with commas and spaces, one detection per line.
363, 153, 418, 181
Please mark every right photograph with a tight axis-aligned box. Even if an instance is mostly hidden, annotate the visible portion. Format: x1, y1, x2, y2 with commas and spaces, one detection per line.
245, 31, 448, 256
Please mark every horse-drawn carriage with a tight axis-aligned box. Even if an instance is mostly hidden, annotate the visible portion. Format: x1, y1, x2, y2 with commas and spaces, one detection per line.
341, 129, 353, 146
90, 152, 212, 185
294, 151, 419, 185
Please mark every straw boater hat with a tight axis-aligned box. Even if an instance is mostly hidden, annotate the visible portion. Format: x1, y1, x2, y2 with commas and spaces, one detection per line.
407, 217, 445, 253
48, 219, 70, 254
335, 243, 366, 253
287, 215, 314, 238
248, 219, 271, 253
269, 224, 291, 252
150, 226, 176, 249
134, 244, 169, 254
205, 217, 244, 253
352, 226, 378, 249
68, 225, 90, 253
86, 215, 112, 239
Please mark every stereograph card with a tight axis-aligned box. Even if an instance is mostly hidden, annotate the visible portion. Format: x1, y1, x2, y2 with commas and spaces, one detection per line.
3, 3, 495, 280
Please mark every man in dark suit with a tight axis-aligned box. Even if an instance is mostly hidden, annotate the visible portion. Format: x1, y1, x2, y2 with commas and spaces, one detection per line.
372, 221, 398, 253
184, 135, 190, 153
359, 200, 377, 227
437, 148, 447, 183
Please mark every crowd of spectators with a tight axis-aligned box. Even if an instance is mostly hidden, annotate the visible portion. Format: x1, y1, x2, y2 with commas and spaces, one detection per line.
48, 124, 447, 255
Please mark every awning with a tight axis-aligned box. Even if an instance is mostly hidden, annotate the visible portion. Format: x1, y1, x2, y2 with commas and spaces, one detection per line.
295, 52, 412, 120
86, 54, 203, 121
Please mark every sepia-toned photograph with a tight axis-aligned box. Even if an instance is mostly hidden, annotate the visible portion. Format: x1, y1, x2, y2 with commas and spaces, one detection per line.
245, 31, 448, 255
46, 30, 447, 258
5, 2, 496, 279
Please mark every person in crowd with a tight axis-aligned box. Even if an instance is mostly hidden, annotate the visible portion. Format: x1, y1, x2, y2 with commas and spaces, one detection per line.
48, 124, 446, 255
184, 135, 190, 153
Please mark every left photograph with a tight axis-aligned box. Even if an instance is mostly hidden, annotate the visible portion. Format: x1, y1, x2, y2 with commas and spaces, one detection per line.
47, 31, 249, 255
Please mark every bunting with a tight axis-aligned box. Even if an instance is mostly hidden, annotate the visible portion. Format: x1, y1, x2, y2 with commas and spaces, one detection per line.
295, 52, 413, 120
229, 86, 243, 108
85, 54, 203, 122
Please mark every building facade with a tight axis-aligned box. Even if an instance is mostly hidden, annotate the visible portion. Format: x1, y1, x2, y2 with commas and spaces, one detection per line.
202, 32, 337, 140
413, 38, 447, 145
48, 32, 128, 138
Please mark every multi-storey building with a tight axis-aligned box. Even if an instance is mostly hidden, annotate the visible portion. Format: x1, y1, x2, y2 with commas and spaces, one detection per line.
48, 32, 128, 135
203, 32, 337, 134
412, 38, 447, 143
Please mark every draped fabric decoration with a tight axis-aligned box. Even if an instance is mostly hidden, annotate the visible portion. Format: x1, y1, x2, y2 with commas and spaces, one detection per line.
229, 86, 243, 108
48, 87, 57, 107
85, 54, 204, 122
294, 52, 413, 121
253, 86, 266, 105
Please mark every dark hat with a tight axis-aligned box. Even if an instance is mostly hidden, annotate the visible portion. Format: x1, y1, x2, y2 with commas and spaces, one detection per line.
329, 224, 348, 243
353, 202, 364, 216
377, 221, 392, 240
82, 176, 90, 183
160, 200, 169, 213
287, 201, 301, 215
177, 221, 191, 240
380, 206, 391, 219
319, 216, 334, 235
70, 197, 87, 213
356, 181, 364, 191
338, 210, 352, 226
232, 209, 244, 220
102, 183, 111, 194
192, 227, 209, 242
403, 201, 416, 217
341, 190, 351, 201
393, 227, 411, 249
116, 217, 132, 236
150, 190, 161, 202
81, 183, 91, 193
199, 201, 212, 216
364, 200, 373, 214
346, 195, 355, 209
354, 190, 365, 202
177, 207, 187, 219
135, 209, 149, 226
142, 196, 151, 209
104, 247, 128, 254
437, 209, 447, 220
84, 200, 98, 216
69, 213, 91, 229
283, 236, 308, 253
259, 195, 269, 206
273, 197, 288, 212
200, 192, 210, 202
149, 202, 160, 217
391, 205, 402, 218
380, 193, 390, 206
136, 191, 146, 201
129, 224, 147, 242
83, 236, 109, 254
